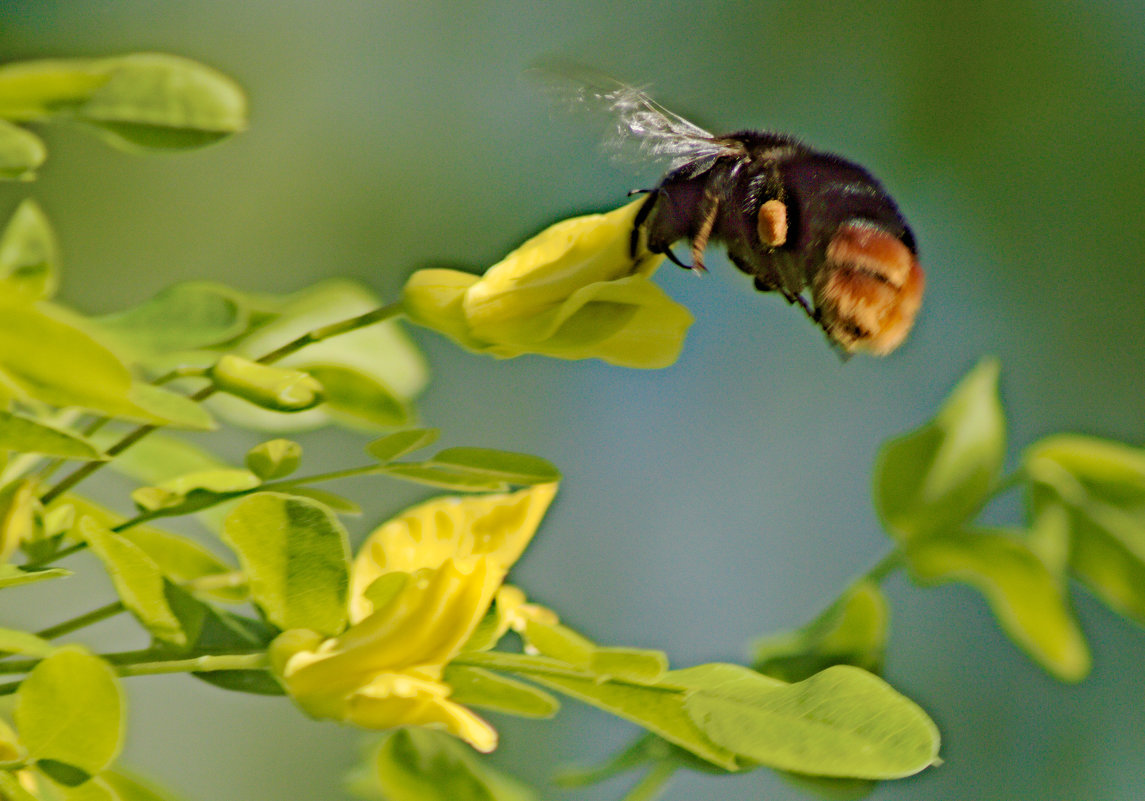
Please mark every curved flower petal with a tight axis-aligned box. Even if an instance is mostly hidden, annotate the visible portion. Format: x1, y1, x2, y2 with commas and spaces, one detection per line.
401, 200, 692, 368
349, 483, 557, 623
273, 557, 502, 713
348, 672, 498, 752
462, 199, 663, 328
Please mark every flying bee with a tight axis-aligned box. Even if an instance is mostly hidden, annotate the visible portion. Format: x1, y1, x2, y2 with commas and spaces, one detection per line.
534, 67, 924, 355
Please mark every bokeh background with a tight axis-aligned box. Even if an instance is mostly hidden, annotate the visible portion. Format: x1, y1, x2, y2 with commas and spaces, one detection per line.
2, 1, 1144, 799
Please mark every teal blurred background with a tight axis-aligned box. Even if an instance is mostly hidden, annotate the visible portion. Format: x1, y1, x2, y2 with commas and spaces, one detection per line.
3, 1, 1145, 799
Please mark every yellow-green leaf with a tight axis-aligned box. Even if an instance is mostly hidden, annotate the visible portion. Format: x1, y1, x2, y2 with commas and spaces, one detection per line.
0, 199, 56, 298
221, 492, 350, 635
874, 359, 1005, 541
245, 439, 302, 481
0, 120, 45, 180
443, 665, 559, 719
79, 518, 190, 646
74, 54, 247, 152
678, 663, 940, 779
14, 646, 123, 775
905, 528, 1090, 681
0, 411, 104, 460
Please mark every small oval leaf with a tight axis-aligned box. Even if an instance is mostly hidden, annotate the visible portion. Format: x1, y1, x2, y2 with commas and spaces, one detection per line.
221, 492, 350, 635
430, 447, 561, 484
365, 428, 440, 463
0, 199, 56, 297
874, 358, 1005, 541
14, 646, 124, 774
245, 438, 302, 481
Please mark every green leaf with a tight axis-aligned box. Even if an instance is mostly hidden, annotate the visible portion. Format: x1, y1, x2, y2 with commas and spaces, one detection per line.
211, 355, 324, 412
0, 58, 110, 120
0, 478, 36, 562
58, 495, 241, 602
1055, 497, 1145, 627
370, 728, 537, 801
307, 364, 411, 429
1024, 444, 1145, 627
443, 665, 559, 719
120, 527, 243, 602
0, 627, 56, 657
72, 54, 246, 152
79, 518, 190, 646
380, 463, 509, 492
14, 646, 123, 774
753, 580, 889, 682
245, 439, 302, 481
0, 120, 45, 181
126, 384, 216, 431
590, 647, 669, 683
522, 620, 594, 666
131, 467, 261, 512
94, 282, 250, 358
873, 358, 1005, 541
0, 564, 70, 588
0, 199, 56, 298
0, 411, 104, 460
38, 759, 92, 788
528, 671, 738, 770
0, 300, 152, 420
429, 448, 561, 485
365, 428, 440, 462
522, 620, 666, 682
904, 528, 1090, 682
677, 663, 939, 779
1026, 434, 1145, 508
221, 492, 350, 635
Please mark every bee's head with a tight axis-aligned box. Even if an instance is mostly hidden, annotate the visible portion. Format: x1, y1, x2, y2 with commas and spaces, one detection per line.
812, 220, 924, 355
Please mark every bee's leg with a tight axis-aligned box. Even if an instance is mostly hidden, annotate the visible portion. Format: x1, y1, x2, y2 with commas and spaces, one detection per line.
688, 191, 718, 275
780, 288, 819, 322
662, 247, 694, 270
630, 190, 660, 258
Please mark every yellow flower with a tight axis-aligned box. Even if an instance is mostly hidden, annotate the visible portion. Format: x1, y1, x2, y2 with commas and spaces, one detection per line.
402, 201, 693, 368
270, 484, 558, 752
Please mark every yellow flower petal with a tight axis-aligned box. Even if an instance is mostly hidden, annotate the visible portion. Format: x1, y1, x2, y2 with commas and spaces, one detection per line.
463, 199, 661, 330
401, 269, 486, 349
401, 200, 692, 368
348, 672, 498, 752
274, 557, 502, 714
350, 483, 557, 622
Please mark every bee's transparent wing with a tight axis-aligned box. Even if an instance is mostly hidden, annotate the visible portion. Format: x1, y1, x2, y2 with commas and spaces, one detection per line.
529, 63, 741, 176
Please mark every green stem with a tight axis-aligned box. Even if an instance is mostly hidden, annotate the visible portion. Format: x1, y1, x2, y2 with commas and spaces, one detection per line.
0, 651, 268, 679
35, 600, 124, 640
991, 466, 1029, 498
865, 549, 904, 584
114, 652, 269, 677
38, 302, 404, 506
